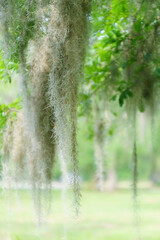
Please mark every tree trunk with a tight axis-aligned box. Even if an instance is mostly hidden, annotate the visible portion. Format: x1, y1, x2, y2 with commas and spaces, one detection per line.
106, 168, 117, 191
93, 100, 104, 191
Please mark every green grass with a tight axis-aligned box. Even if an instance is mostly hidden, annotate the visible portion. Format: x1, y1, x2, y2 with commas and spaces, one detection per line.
0, 188, 160, 240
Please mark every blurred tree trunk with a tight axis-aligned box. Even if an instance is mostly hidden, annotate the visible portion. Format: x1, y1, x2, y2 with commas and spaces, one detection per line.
93, 99, 118, 192
150, 158, 160, 185
149, 115, 160, 185
106, 167, 117, 191
93, 101, 104, 191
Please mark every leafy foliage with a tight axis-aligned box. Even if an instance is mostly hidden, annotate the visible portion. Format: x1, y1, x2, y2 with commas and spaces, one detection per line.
0, 98, 21, 136
84, 0, 160, 111
0, 49, 18, 83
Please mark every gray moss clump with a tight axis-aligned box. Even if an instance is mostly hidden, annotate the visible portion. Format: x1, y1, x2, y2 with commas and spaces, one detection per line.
0, 0, 91, 216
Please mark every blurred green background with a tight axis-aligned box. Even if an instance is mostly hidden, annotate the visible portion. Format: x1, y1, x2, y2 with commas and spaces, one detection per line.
1, 0, 160, 239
